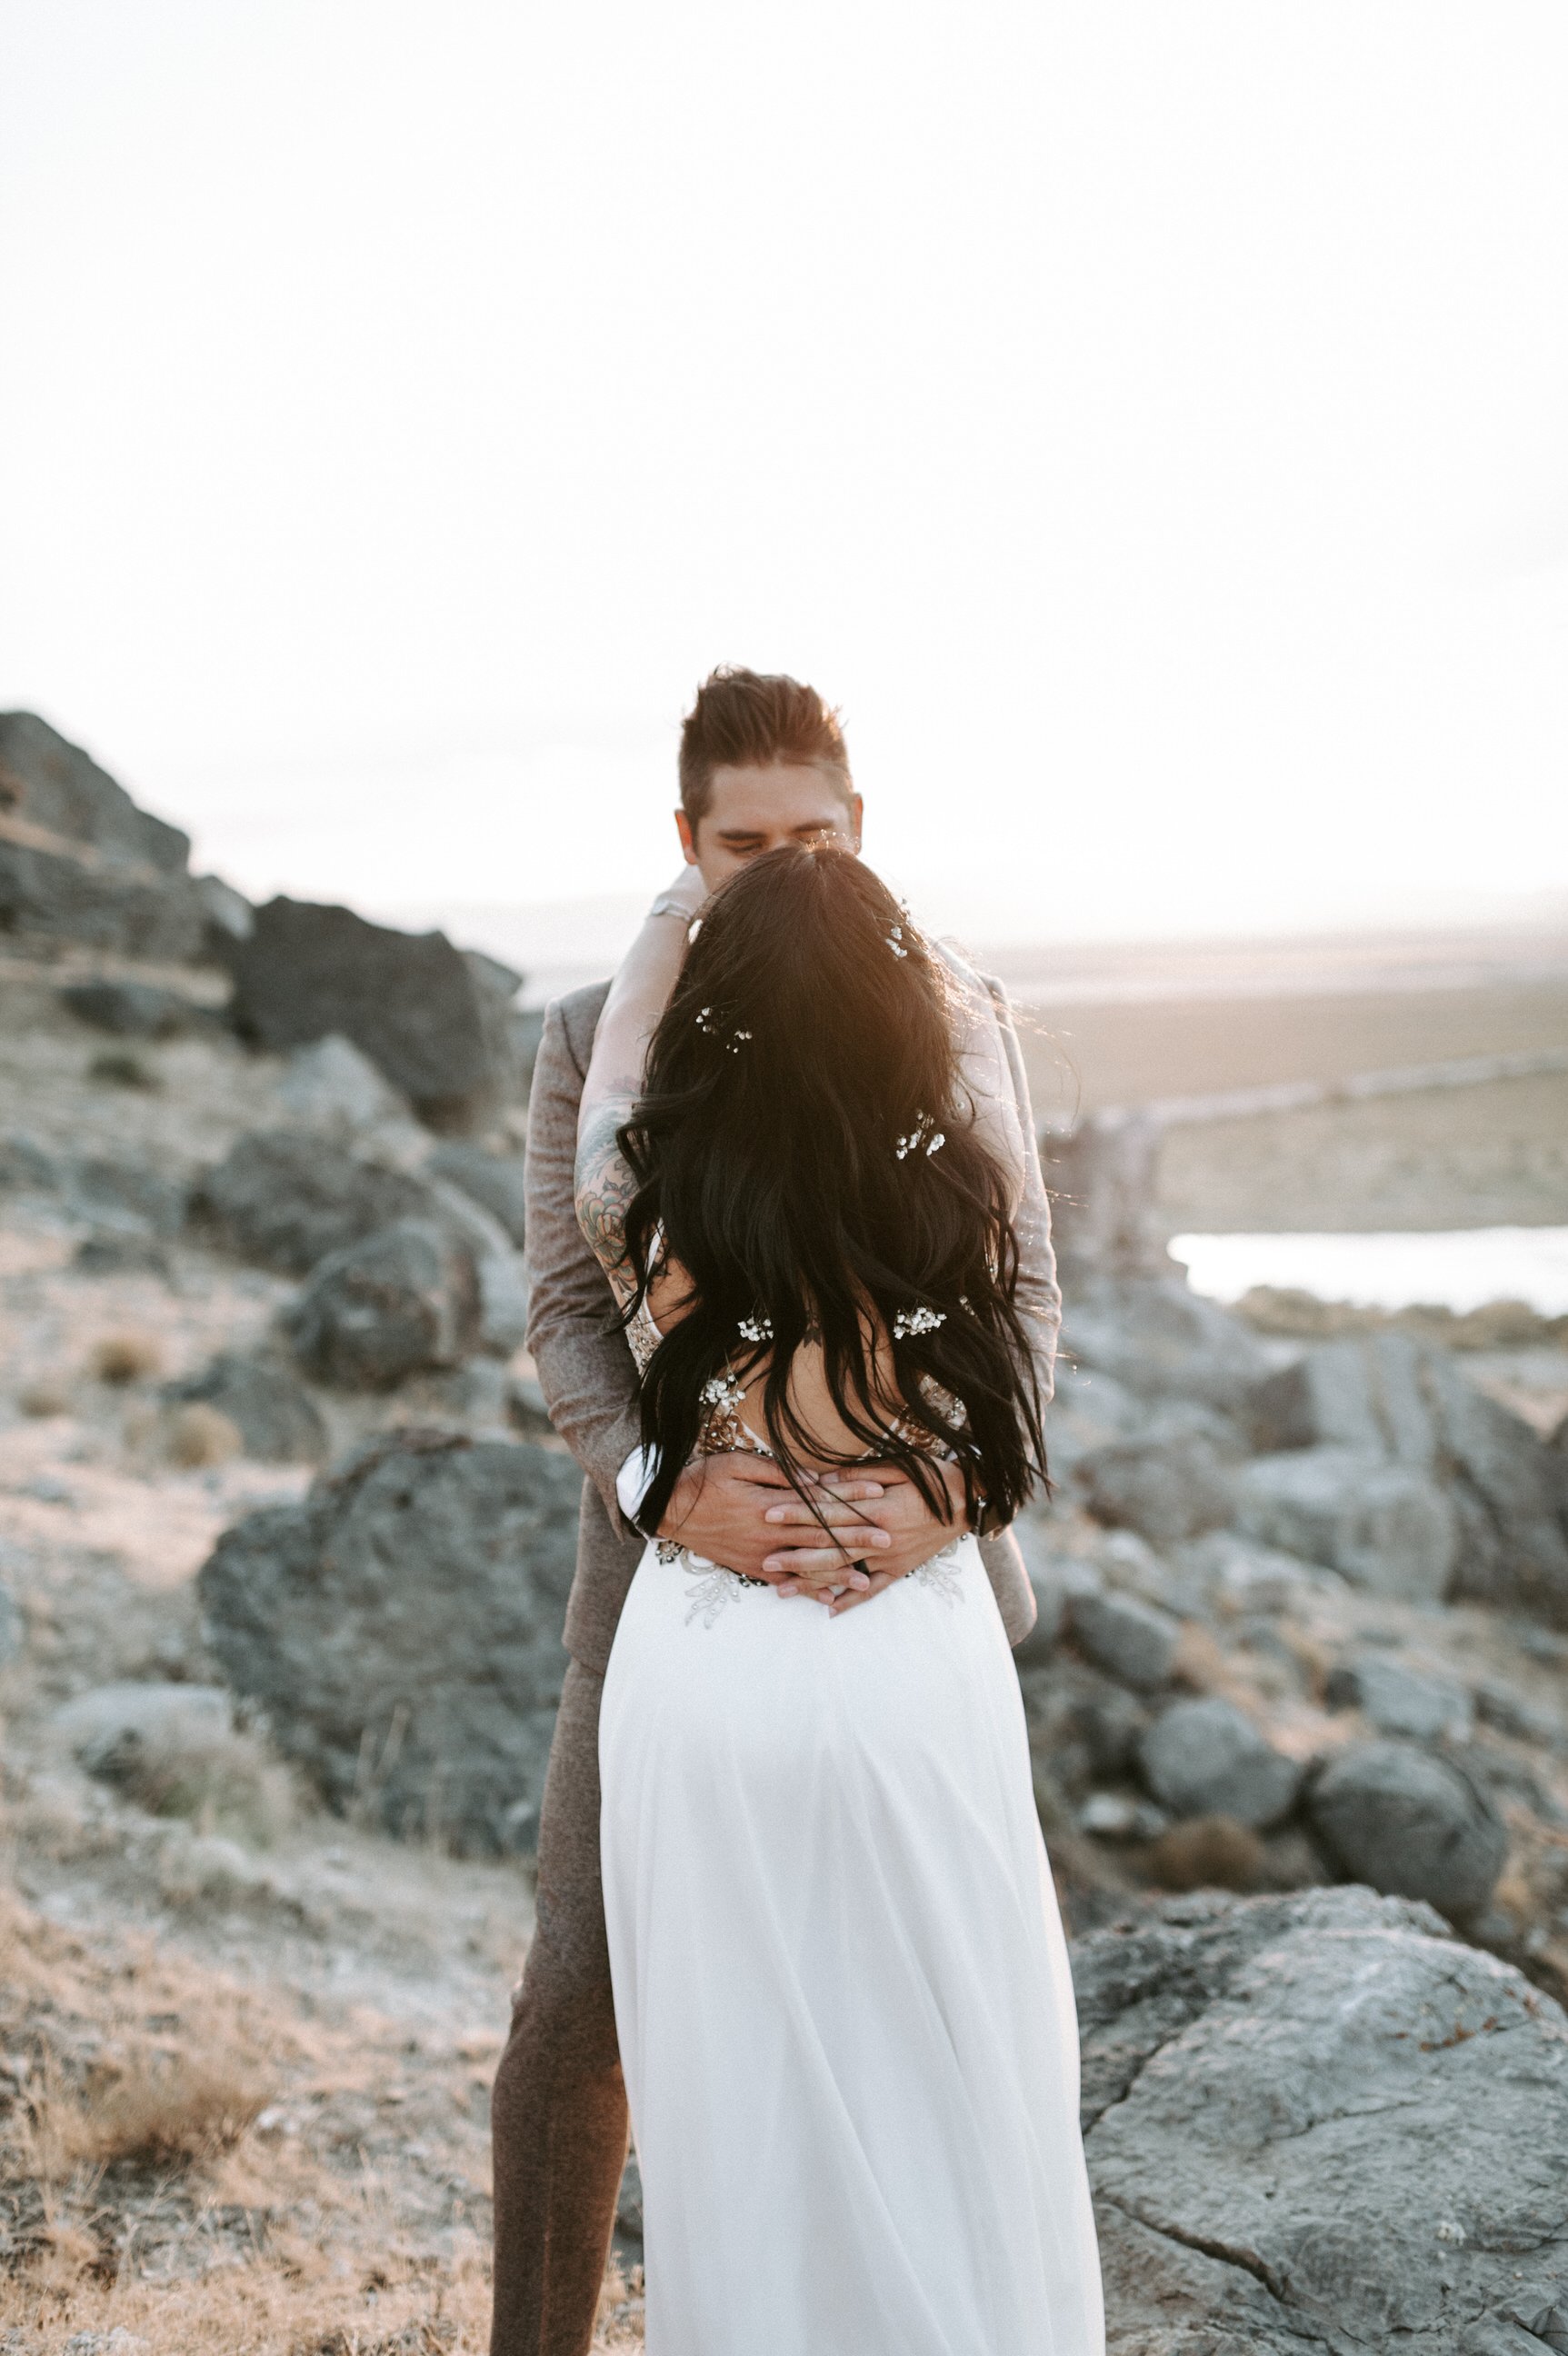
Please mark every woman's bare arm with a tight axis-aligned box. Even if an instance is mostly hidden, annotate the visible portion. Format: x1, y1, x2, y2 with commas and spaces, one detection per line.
574, 865, 707, 1294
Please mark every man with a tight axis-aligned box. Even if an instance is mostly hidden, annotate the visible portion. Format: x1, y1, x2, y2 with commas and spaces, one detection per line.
490, 666, 1061, 2356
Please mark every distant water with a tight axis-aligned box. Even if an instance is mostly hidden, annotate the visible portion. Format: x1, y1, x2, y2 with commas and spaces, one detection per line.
1172, 1228, 1568, 1315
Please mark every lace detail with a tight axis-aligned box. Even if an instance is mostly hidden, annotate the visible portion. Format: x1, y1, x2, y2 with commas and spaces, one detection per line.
909, 1537, 967, 1606
668, 1551, 772, 1626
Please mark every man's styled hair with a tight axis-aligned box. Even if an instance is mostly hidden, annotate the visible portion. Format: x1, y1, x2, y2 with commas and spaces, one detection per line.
678, 666, 853, 824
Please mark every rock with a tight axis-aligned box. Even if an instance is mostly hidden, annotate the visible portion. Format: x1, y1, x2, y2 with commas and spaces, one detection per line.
193, 1130, 439, 1274
69, 1154, 188, 1237
74, 1233, 172, 1275
0, 1131, 60, 1191
1010, 1524, 1100, 1666
1139, 1696, 1301, 1828
1064, 1273, 1271, 1414
163, 1350, 328, 1463
0, 1582, 21, 1668
275, 1033, 416, 1136
428, 1141, 529, 1248
1251, 1331, 1568, 1624
58, 979, 207, 1039
422, 1173, 530, 1355
1325, 1652, 1475, 1742
1070, 1589, 1182, 1691
196, 1431, 581, 1853
1075, 1433, 1235, 1545
49, 1681, 234, 1779
284, 1218, 481, 1390
193, 870, 254, 946
1074, 1886, 1568, 2353
1235, 1445, 1460, 1601
1307, 1738, 1507, 1920
1045, 1112, 1172, 1282
0, 712, 206, 959
1077, 1792, 1169, 1842
1174, 1529, 1335, 1614
222, 896, 521, 1128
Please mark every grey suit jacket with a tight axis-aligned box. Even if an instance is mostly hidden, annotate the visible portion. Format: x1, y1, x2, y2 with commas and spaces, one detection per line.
524, 975, 1061, 1677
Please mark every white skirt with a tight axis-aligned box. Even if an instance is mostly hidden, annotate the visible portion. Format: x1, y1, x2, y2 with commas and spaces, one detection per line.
599, 1535, 1104, 2355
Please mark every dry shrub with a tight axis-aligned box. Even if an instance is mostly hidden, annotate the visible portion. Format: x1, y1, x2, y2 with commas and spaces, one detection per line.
163, 1401, 243, 1468
19, 1375, 72, 1417
107, 1727, 297, 1848
1148, 1814, 1265, 1894
91, 1331, 165, 1385
62, 2047, 270, 2171
1235, 1285, 1568, 1353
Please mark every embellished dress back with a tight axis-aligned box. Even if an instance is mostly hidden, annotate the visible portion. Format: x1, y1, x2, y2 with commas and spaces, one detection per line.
598, 1285, 1106, 2354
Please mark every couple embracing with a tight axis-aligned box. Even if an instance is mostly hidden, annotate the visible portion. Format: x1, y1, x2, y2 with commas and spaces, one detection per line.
491, 668, 1104, 2355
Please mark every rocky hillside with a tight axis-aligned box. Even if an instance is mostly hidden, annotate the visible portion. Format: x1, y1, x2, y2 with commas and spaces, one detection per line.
3, 715, 1567, 2350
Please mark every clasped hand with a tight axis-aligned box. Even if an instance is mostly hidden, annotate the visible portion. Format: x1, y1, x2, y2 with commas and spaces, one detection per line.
656, 1453, 969, 1618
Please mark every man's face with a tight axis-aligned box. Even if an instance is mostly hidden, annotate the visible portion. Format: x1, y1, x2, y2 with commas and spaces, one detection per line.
676, 762, 864, 891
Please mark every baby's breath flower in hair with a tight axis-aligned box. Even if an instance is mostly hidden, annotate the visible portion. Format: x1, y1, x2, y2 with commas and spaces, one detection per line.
894, 1306, 946, 1340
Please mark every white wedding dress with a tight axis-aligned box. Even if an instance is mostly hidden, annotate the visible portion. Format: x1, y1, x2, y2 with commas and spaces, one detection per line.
598, 1328, 1105, 2354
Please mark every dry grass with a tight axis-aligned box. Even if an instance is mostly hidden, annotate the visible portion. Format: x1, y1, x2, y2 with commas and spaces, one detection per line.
1234, 1285, 1568, 1351
0, 1873, 644, 2353
18, 1375, 72, 1417
1147, 1815, 1266, 1894
91, 1331, 165, 1385
111, 1726, 299, 1849
162, 1402, 244, 1468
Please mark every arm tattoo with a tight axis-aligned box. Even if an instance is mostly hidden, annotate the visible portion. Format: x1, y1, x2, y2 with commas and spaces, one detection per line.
575, 1099, 639, 1289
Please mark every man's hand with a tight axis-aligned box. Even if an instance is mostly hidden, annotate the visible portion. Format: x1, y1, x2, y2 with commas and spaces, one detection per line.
657, 1454, 891, 1588
762, 1458, 970, 1613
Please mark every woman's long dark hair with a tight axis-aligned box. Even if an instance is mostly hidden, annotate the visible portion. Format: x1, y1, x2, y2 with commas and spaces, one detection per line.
616, 844, 1046, 1536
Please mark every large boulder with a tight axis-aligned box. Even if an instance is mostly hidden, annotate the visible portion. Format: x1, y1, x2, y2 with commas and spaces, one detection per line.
192, 1130, 439, 1274
196, 1431, 580, 1853
1070, 1590, 1182, 1692
1139, 1696, 1301, 1828
1251, 1331, 1568, 1624
1076, 1433, 1235, 1545
284, 1218, 481, 1390
223, 896, 523, 1129
1306, 1739, 1507, 1922
1324, 1652, 1474, 1743
163, 1350, 329, 1463
0, 713, 206, 959
1064, 1275, 1271, 1415
1234, 1445, 1461, 1602
1075, 1886, 1568, 2352
1046, 1113, 1172, 1283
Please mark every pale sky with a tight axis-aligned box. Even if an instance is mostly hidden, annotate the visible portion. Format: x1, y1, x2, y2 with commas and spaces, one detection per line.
2, 2, 1565, 951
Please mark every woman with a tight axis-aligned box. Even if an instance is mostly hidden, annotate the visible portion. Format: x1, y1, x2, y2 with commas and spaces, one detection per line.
574, 843, 1104, 2354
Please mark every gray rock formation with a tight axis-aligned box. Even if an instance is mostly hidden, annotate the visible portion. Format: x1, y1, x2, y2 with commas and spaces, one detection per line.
1046, 1112, 1172, 1283
284, 1218, 481, 1390
0, 713, 206, 960
193, 1130, 439, 1274
1064, 1274, 1271, 1415
1251, 1331, 1568, 1623
1074, 1886, 1568, 2352
59, 980, 207, 1039
1325, 1652, 1475, 1742
222, 896, 523, 1129
1076, 1433, 1236, 1545
1070, 1590, 1182, 1691
0, 1582, 21, 1669
275, 1033, 417, 1138
196, 1431, 581, 1853
163, 1350, 328, 1463
1139, 1696, 1301, 1828
1306, 1739, 1507, 1922
1235, 1445, 1461, 1601
428, 1141, 529, 1248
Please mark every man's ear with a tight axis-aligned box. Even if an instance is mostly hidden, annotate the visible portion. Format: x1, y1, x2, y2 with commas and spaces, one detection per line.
674, 807, 700, 865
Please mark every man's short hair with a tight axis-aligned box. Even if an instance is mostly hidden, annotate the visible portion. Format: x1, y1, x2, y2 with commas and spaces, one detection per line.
678, 666, 853, 824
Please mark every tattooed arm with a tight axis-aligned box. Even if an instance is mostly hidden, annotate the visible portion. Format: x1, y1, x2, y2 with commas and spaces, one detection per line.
574, 866, 707, 1293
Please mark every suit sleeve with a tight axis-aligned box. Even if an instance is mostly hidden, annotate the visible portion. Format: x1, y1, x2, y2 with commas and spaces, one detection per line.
524, 1000, 644, 1528
989, 978, 1062, 1410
